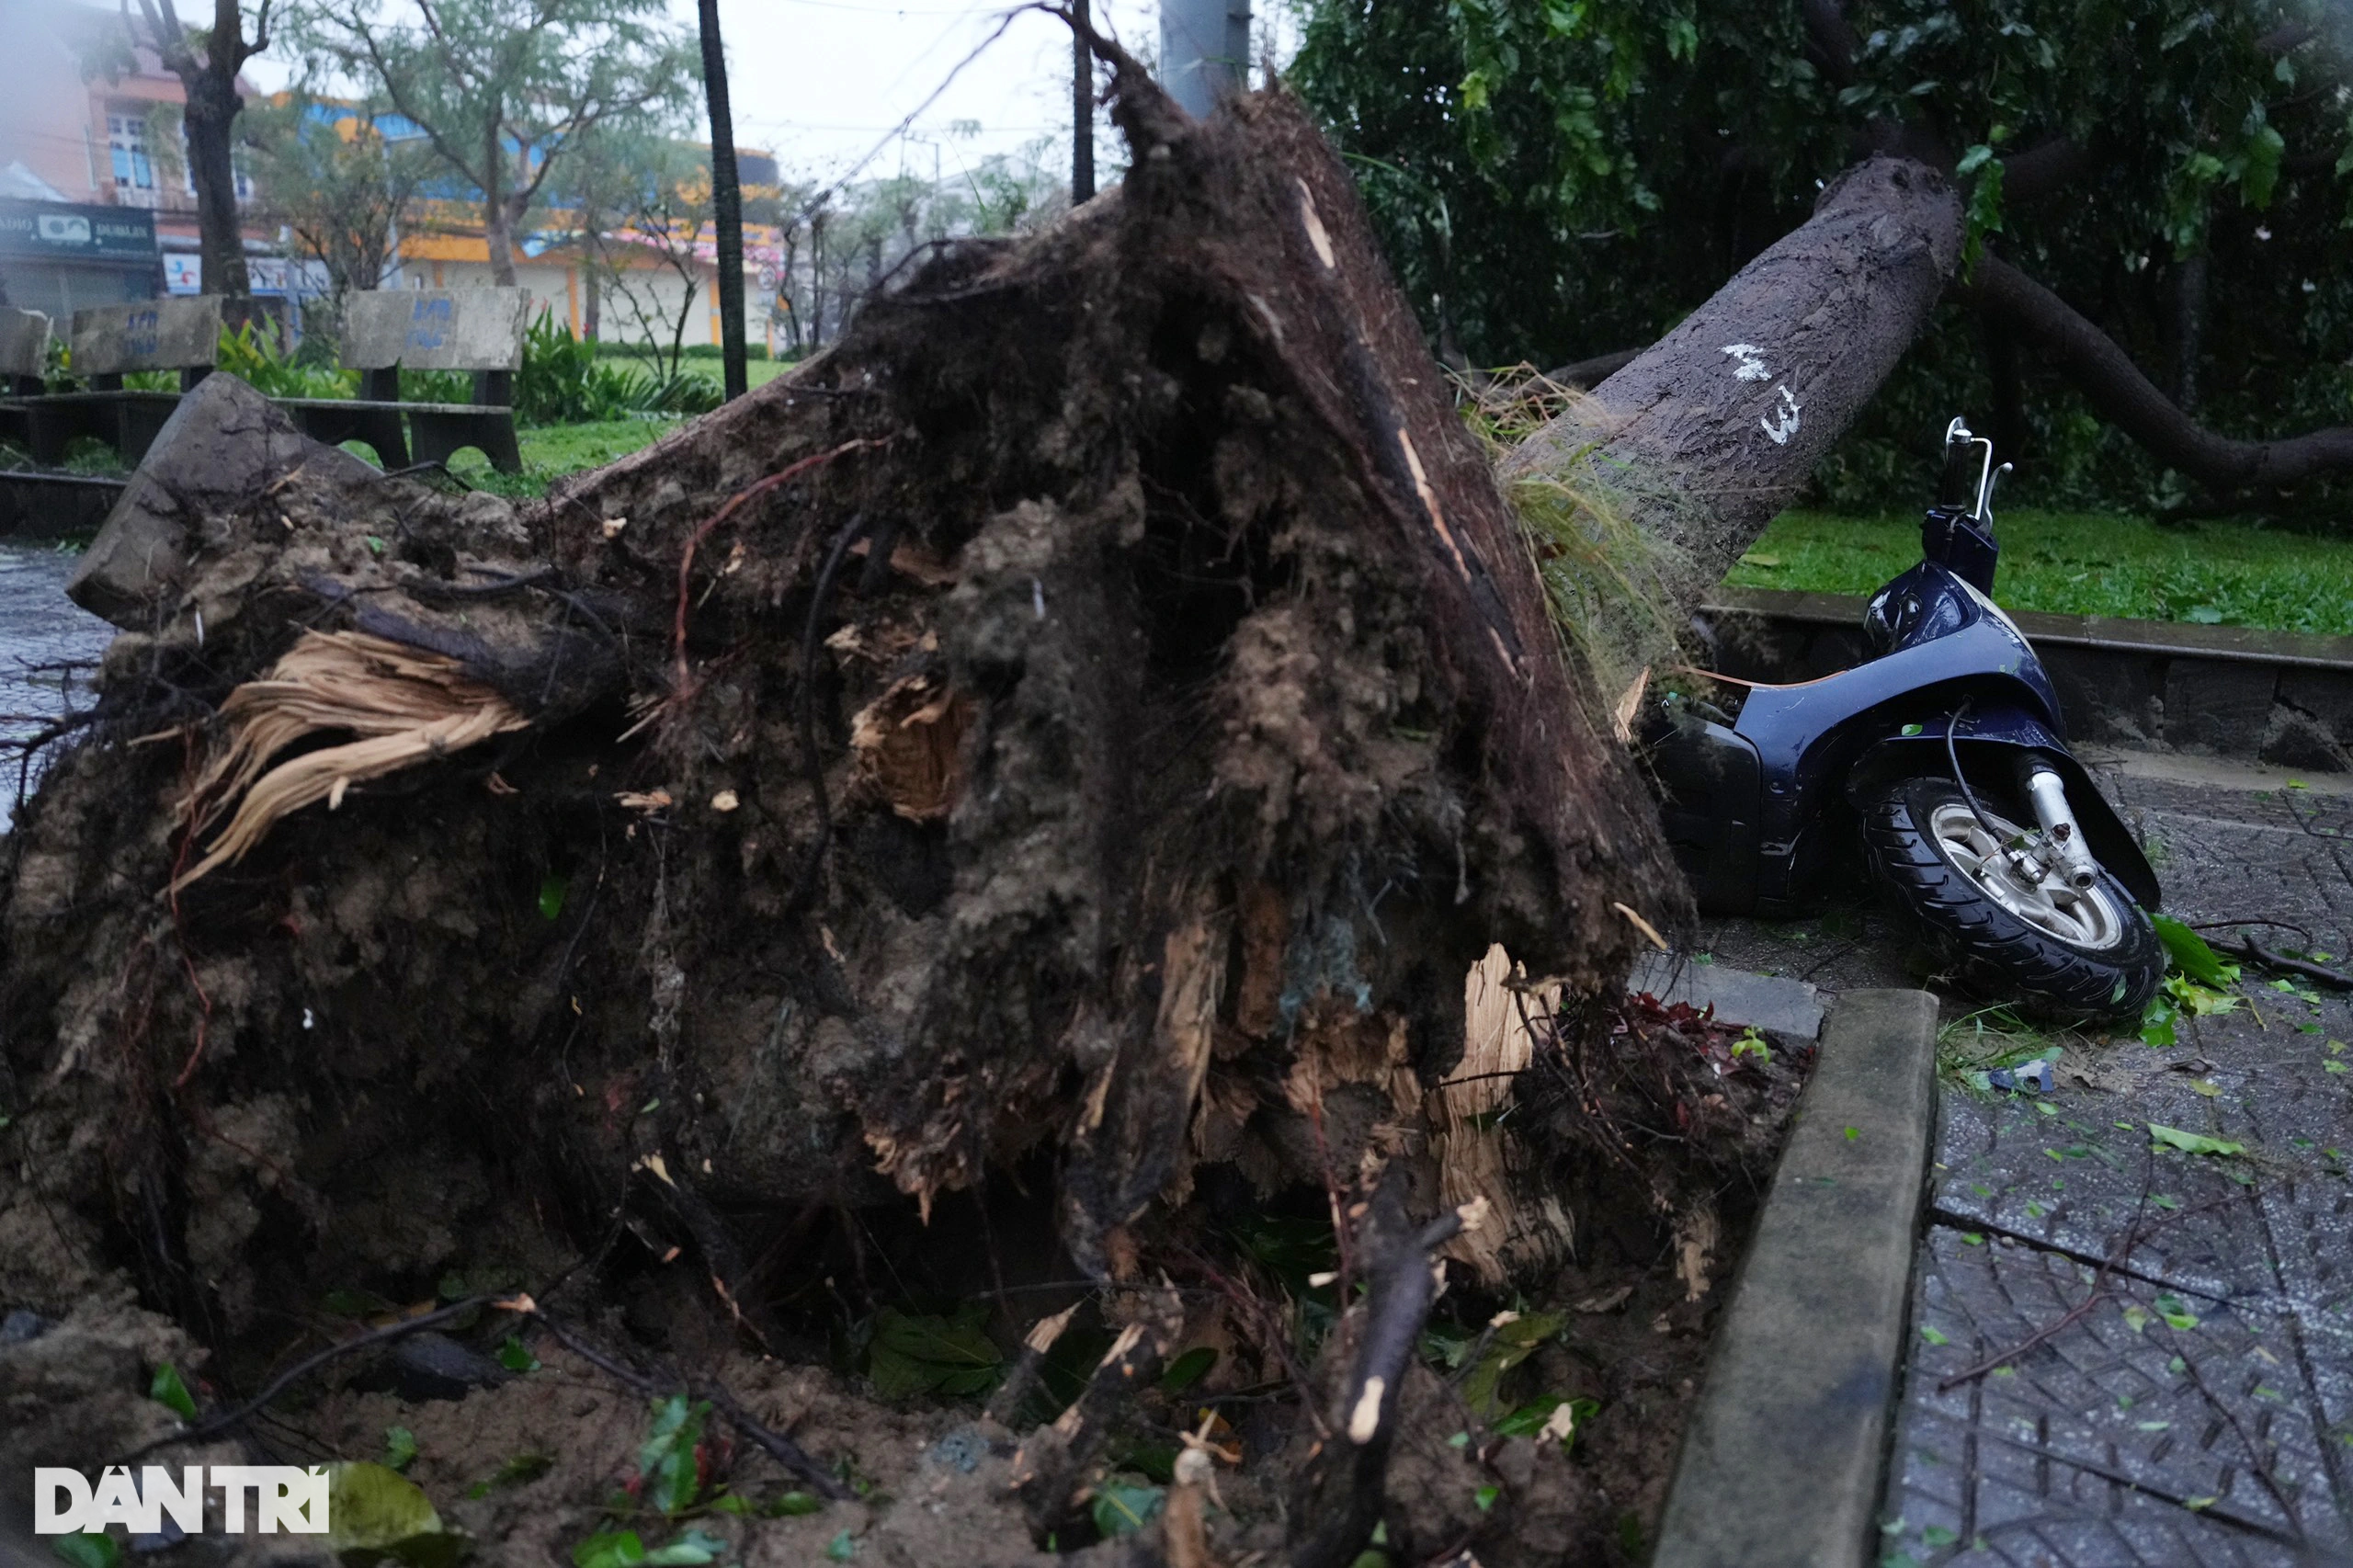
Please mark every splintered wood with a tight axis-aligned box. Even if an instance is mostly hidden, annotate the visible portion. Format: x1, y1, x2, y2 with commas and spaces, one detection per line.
848, 671, 973, 823
1434, 944, 1574, 1284
170, 631, 527, 892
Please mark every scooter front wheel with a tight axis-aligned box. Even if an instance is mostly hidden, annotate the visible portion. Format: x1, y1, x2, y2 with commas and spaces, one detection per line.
1862, 775, 2164, 1020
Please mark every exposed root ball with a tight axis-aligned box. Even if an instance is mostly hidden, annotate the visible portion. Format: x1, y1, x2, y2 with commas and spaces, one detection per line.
0, 66, 1684, 1540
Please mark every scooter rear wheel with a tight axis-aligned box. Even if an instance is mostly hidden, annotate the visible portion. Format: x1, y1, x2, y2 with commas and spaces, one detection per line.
1862, 775, 2164, 1020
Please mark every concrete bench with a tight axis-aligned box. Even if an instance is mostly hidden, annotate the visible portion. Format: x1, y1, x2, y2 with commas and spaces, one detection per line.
14, 296, 225, 466
280, 288, 527, 474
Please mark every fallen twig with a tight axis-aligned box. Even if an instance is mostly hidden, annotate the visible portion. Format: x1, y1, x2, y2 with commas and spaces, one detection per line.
113, 1294, 501, 1464
1290, 1200, 1478, 1568
984, 1303, 1080, 1428
1010, 1308, 1170, 1540
515, 1299, 851, 1499
2211, 934, 2353, 991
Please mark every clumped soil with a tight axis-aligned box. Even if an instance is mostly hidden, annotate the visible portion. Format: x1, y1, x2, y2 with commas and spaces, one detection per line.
0, 45, 1795, 1567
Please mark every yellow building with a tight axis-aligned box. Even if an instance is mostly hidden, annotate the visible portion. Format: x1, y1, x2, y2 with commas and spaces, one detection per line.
388, 204, 782, 355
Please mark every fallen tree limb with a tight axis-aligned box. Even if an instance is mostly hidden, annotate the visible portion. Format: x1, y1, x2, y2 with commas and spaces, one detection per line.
1504, 153, 1962, 676
1969, 253, 2353, 494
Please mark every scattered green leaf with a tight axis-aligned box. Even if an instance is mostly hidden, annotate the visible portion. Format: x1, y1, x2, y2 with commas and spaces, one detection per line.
465, 1452, 552, 1498
51, 1536, 119, 1568
384, 1426, 419, 1473
644, 1528, 726, 1565
2154, 1292, 2200, 1331
326, 1460, 462, 1567
1458, 1312, 1568, 1417
495, 1335, 540, 1373
867, 1305, 1005, 1400
148, 1362, 197, 1420
2149, 1124, 2244, 1157
2153, 915, 2240, 986
636, 1394, 712, 1515
1159, 1346, 1218, 1394
573, 1530, 648, 1568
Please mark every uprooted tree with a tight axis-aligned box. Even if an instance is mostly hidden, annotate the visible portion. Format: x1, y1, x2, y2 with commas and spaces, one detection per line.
1297, 0, 2353, 513
0, 40, 1961, 1563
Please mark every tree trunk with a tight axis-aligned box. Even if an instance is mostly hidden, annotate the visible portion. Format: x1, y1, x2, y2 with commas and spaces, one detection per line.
1504, 155, 1962, 670
808, 210, 828, 348
1984, 313, 2028, 465
2171, 250, 2207, 415
182, 73, 250, 299
699, 0, 748, 401
483, 129, 517, 288
142, 0, 254, 300
1072, 0, 1096, 204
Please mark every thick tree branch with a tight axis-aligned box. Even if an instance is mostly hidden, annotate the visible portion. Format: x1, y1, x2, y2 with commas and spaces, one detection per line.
1801, 0, 1861, 88
1540, 347, 1642, 389
2001, 134, 2096, 204
1971, 253, 2353, 493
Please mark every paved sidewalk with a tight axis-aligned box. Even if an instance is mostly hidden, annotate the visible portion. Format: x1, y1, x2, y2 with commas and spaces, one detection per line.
1688, 751, 2353, 1567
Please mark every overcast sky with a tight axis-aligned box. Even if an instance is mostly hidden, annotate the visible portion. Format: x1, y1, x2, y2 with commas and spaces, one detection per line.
223, 0, 1185, 186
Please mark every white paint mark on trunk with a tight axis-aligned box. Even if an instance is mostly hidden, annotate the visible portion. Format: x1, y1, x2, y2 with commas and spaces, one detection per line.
1761, 383, 1802, 445
1721, 343, 1771, 381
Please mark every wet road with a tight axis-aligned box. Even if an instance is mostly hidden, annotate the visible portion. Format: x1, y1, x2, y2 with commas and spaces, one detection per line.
0, 541, 112, 830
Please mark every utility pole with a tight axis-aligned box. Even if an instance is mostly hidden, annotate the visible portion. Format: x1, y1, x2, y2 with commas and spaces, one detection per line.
1156, 0, 1250, 119
1071, 0, 1094, 204
698, 0, 747, 402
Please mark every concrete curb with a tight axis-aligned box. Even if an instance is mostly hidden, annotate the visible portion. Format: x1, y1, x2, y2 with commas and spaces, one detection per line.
1650, 988, 1940, 1568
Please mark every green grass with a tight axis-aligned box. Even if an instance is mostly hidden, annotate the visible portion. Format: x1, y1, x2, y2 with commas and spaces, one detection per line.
409, 417, 683, 498
1725, 508, 2353, 637
601, 352, 793, 391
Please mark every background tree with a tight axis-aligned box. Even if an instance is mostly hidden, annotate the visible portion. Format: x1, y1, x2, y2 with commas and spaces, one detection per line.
696, 0, 746, 400
1290, 0, 2353, 513
542, 119, 664, 341
291, 0, 696, 288
134, 0, 274, 299
587, 138, 712, 386
244, 93, 430, 314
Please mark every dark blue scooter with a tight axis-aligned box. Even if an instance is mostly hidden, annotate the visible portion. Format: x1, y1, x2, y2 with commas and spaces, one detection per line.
1644, 417, 2165, 1018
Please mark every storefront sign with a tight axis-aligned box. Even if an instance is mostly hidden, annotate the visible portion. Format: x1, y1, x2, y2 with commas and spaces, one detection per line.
0, 200, 156, 263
